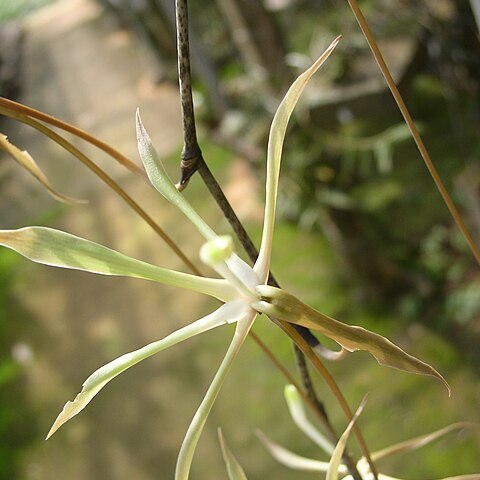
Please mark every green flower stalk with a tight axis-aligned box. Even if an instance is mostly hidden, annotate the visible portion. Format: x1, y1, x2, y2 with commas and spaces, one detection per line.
0, 36, 449, 478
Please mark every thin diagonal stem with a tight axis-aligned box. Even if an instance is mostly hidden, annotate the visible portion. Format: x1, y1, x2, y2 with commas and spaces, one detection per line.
0, 106, 201, 276
251, 330, 363, 479
175, 0, 202, 186
346, 0, 480, 265
197, 159, 262, 266
251, 331, 335, 441
0, 97, 145, 178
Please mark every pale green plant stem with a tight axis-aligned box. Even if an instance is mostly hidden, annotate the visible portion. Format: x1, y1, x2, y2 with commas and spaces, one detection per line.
175, 313, 256, 480
346, 0, 480, 265
0, 106, 201, 275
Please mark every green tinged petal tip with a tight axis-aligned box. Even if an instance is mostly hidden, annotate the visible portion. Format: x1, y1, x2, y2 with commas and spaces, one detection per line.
218, 429, 249, 480
46, 302, 244, 439
254, 36, 341, 283
136, 110, 216, 240
255, 285, 450, 393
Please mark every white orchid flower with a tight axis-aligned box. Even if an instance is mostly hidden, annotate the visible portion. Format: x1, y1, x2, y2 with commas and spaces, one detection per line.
0, 36, 448, 479
258, 385, 478, 480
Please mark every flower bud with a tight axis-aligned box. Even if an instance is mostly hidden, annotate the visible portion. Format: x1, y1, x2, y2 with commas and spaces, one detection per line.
200, 235, 234, 266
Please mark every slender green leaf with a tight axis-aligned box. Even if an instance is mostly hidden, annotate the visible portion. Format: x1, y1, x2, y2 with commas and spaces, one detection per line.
326, 396, 367, 480
256, 430, 342, 473
371, 422, 475, 462
0, 226, 234, 302
218, 429, 248, 480
47, 301, 246, 439
254, 37, 341, 283
284, 384, 335, 455
175, 312, 256, 480
255, 286, 450, 393
0, 133, 84, 204
136, 110, 216, 240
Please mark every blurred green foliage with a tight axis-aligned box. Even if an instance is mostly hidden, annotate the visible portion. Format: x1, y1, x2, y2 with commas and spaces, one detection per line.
0, 0, 55, 21
0, 250, 38, 479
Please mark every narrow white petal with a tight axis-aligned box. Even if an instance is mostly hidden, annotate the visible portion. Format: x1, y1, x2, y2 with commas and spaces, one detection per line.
371, 422, 474, 462
254, 37, 340, 283
136, 110, 216, 240
284, 385, 335, 455
46, 302, 246, 439
218, 429, 249, 480
0, 226, 235, 302
226, 254, 260, 289
175, 311, 257, 480
256, 430, 345, 473
326, 397, 367, 480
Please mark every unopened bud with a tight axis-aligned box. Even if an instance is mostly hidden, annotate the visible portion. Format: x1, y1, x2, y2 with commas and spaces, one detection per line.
200, 236, 234, 266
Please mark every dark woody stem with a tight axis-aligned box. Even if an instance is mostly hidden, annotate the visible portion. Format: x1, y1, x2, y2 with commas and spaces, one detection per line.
175, 0, 202, 187
173, 1, 367, 479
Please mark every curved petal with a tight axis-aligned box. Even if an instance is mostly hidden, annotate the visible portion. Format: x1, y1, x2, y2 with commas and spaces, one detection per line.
0, 133, 85, 204
218, 429, 249, 480
175, 311, 257, 480
254, 37, 341, 283
256, 430, 341, 473
326, 397, 367, 480
200, 237, 258, 299
46, 301, 247, 439
226, 254, 260, 290
370, 422, 475, 462
284, 385, 335, 455
136, 110, 216, 241
0, 226, 234, 302
255, 286, 450, 393
315, 343, 349, 362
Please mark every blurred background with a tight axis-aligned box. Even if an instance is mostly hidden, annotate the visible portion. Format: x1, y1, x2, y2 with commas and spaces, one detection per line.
0, 0, 479, 478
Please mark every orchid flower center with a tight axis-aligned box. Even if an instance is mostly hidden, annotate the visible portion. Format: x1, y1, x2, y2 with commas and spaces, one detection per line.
200, 235, 260, 302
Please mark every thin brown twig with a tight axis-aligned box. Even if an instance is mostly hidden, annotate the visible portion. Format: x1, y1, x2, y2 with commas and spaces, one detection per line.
250, 331, 334, 440
0, 97, 146, 179
251, 333, 361, 479
346, 0, 480, 266
175, 0, 202, 187
197, 159, 264, 266
0, 106, 201, 276
279, 320, 379, 479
